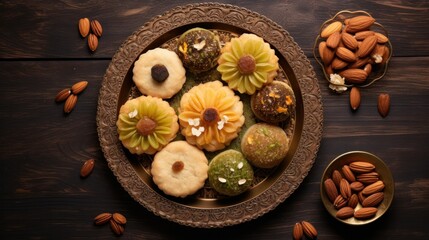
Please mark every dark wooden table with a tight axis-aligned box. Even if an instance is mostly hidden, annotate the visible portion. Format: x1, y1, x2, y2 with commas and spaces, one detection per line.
1, 1, 428, 239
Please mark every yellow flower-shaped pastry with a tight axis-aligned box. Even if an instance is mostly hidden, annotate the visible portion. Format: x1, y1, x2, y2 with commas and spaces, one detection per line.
116, 95, 179, 155
217, 33, 279, 95
179, 80, 245, 152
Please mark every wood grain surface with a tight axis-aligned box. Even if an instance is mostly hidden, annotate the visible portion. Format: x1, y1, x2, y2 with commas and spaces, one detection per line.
1, 0, 429, 239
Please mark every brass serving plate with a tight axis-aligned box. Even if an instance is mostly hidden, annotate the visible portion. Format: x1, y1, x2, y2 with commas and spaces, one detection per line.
313, 10, 393, 89
97, 3, 323, 228
320, 151, 394, 225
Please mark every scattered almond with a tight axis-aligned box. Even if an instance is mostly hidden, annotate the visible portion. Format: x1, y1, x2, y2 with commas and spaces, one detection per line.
55, 88, 71, 102
90, 20, 103, 38
292, 222, 303, 240
78, 18, 90, 38
112, 213, 127, 225
110, 219, 124, 236
88, 33, 98, 52
378, 93, 390, 118
94, 213, 112, 225
71, 81, 89, 95
349, 87, 361, 110
64, 94, 78, 113
80, 158, 95, 178
301, 221, 318, 240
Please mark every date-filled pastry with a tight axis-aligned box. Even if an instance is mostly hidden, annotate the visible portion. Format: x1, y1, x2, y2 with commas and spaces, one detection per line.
217, 33, 279, 95
116, 95, 179, 155
133, 48, 186, 99
151, 141, 208, 198
178, 80, 245, 152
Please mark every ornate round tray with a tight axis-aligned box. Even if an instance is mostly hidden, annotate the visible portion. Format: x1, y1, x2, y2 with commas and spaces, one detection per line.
97, 3, 323, 228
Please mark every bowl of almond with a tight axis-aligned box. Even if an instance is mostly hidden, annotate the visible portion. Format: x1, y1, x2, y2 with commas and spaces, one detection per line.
320, 151, 394, 225
313, 10, 393, 93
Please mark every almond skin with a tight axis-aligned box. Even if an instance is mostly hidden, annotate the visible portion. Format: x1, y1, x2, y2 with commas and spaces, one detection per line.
80, 158, 95, 178
362, 192, 384, 207
90, 19, 103, 37
378, 93, 390, 118
346, 16, 375, 33
293, 222, 303, 240
94, 213, 112, 225
112, 213, 127, 225
55, 88, 71, 102
321, 21, 343, 38
340, 69, 368, 84
324, 178, 339, 203
357, 35, 378, 58
88, 33, 98, 52
301, 221, 318, 240
326, 32, 341, 49
336, 47, 357, 62
64, 94, 78, 113
78, 18, 90, 38
354, 207, 378, 219
71, 81, 88, 95
350, 161, 376, 173
336, 206, 354, 219
350, 87, 361, 110
362, 180, 385, 195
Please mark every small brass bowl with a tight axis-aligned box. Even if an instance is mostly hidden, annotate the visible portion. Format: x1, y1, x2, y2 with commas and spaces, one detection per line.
320, 151, 394, 225
313, 10, 393, 89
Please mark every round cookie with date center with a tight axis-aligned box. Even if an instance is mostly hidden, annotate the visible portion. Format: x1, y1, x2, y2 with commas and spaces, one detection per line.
208, 150, 254, 196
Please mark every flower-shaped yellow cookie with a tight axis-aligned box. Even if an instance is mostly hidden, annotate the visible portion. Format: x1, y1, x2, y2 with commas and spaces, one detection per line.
178, 80, 245, 152
116, 95, 179, 155
217, 33, 279, 95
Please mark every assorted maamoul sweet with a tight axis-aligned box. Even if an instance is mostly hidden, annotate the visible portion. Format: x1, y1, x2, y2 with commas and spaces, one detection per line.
241, 123, 290, 168
116, 95, 179, 155
133, 48, 186, 99
151, 141, 209, 198
177, 28, 221, 73
217, 33, 279, 95
116, 27, 295, 198
178, 80, 245, 152
251, 80, 296, 123
208, 150, 254, 196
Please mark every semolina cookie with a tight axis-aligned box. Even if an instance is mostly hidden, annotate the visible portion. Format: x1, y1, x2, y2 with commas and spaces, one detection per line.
151, 141, 208, 198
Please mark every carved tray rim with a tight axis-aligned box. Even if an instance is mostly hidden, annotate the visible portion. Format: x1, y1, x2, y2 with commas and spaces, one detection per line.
96, 2, 323, 228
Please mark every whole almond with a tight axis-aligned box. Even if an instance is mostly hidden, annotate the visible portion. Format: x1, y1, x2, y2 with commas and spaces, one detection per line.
321, 21, 343, 38
112, 213, 127, 225
319, 41, 334, 65
348, 57, 369, 69
90, 19, 103, 37
331, 58, 348, 70
341, 32, 358, 50
342, 165, 356, 182
88, 33, 98, 52
350, 161, 375, 173
382, 46, 390, 64
348, 194, 359, 208
354, 207, 377, 219
332, 170, 343, 188
358, 191, 367, 204
64, 94, 78, 113
350, 87, 361, 110
324, 178, 339, 203
293, 222, 303, 240
80, 158, 95, 178
340, 69, 368, 84
78, 18, 90, 38
110, 219, 124, 236
350, 181, 365, 192
301, 221, 317, 240
346, 16, 375, 33
372, 44, 387, 57
357, 172, 379, 185
336, 206, 354, 219
374, 32, 389, 44
334, 195, 348, 209
378, 93, 390, 118
340, 178, 352, 199
357, 35, 378, 58
55, 88, 71, 102
336, 47, 357, 62
363, 63, 372, 75
362, 180, 385, 195
354, 30, 375, 41
362, 192, 384, 207
324, 65, 334, 75
326, 32, 341, 49
71, 81, 88, 95
94, 213, 112, 225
